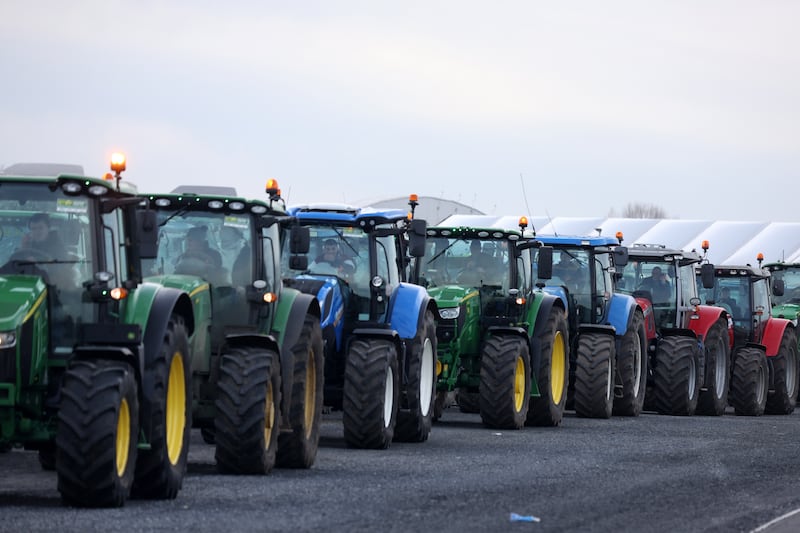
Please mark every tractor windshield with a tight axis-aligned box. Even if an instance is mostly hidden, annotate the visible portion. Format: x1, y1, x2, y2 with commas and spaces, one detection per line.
421, 236, 510, 288
0, 182, 95, 349
617, 259, 678, 327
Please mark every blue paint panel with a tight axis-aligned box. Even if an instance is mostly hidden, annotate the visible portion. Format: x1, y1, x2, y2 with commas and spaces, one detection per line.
542, 286, 569, 311
607, 293, 636, 336
389, 283, 428, 339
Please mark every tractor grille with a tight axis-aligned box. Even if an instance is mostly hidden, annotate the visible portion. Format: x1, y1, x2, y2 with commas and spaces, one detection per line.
436, 319, 457, 344
0, 347, 14, 383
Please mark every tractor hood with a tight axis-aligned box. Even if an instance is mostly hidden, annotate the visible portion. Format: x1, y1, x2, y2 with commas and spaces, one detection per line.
284, 274, 346, 329
772, 303, 800, 322
0, 275, 49, 331
427, 284, 478, 309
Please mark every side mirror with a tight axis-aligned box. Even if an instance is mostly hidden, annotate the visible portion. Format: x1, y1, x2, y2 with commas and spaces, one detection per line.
537, 246, 553, 280
700, 263, 715, 289
136, 209, 159, 259
773, 278, 785, 297
290, 226, 310, 254
407, 219, 427, 258
290, 255, 308, 271
613, 246, 628, 267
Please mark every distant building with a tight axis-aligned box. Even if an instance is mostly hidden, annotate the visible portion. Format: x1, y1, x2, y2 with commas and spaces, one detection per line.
366, 195, 484, 225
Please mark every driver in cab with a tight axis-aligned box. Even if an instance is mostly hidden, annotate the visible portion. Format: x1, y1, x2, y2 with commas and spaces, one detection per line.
313, 238, 356, 278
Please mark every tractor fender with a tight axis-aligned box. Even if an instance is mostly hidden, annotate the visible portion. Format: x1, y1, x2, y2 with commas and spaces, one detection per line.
349, 328, 404, 363
270, 288, 321, 414
689, 304, 728, 341
137, 285, 195, 441
528, 293, 565, 377
762, 318, 793, 358
387, 282, 432, 340
578, 323, 616, 338
608, 293, 637, 337
633, 297, 657, 342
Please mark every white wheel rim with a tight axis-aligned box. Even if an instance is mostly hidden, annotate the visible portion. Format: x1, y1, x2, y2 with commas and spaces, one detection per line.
419, 338, 434, 417
714, 338, 727, 396
688, 354, 697, 401
786, 350, 798, 396
605, 360, 613, 401
384, 366, 394, 428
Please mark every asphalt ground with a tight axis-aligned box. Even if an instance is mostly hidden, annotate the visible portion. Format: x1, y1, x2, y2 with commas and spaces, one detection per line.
2, 406, 800, 532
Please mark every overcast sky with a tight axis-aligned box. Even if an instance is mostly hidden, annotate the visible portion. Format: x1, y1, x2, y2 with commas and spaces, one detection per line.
2, 1, 798, 222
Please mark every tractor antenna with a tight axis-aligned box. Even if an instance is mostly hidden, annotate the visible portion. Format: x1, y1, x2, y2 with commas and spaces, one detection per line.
519, 173, 537, 236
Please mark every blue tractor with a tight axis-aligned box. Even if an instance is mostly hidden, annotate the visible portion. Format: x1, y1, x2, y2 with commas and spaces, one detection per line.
530, 235, 647, 418
282, 203, 437, 448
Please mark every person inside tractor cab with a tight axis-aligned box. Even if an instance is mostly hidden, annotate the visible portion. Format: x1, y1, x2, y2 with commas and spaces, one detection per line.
312, 238, 356, 278
458, 240, 501, 285
638, 266, 671, 303
175, 225, 227, 284
718, 287, 740, 318
18, 212, 69, 260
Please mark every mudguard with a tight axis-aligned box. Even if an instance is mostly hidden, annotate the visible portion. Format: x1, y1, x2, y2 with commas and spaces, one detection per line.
272, 287, 321, 415
633, 297, 657, 342
608, 293, 637, 337
542, 285, 569, 310
135, 284, 195, 441
690, 305, 727, 341
762, 318, 793, 357
528, 292, 565, 378
387, 282, 431, 340
349, 327, 403, 359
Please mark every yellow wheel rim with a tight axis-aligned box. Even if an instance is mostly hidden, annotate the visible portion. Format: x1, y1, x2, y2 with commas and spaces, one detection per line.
166, 352, 186, 465
514, 355, 526, 412
264, 379, 276, 446
116, 397, 131, 477
303, 349, 317, 439
551, 331, 566, 404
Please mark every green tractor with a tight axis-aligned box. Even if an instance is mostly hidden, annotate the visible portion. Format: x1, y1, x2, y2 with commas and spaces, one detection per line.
140, 179, 324, 473
417, 216, 569, 429
0, 155, 196, 506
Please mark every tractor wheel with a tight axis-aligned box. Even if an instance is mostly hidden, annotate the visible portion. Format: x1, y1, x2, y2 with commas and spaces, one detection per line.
456, 390, 481, 413
276, 314, 324, 468
479, 334, 531, 429
765, 327, 799, 414
651, 335, 700, 416
56, 360, 138, 507
730, 347, 768, 416
214, 347, 281, 474
343, 339, 399, 449
614, 310, 647, 416
696, 318, 731, 416
527, 307, 569, 427
395, 310, 437, 442
132, 315, 191, 499
573, 332, 615, 419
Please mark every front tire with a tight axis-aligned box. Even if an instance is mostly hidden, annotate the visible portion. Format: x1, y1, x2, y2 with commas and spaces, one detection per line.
479, 334, 531, 429
573, 332, 615, 419
730, 347, 768, 416
343, 339, 399, 449
766, 327, 799, 415
395, 310, 437, 442
614, 310, 647, 416
215, 347, 281, 474
652, 335, 700, 416
277, 314, 325, 468
56, 360, 139, 507
696, 318, 731, 416
132, 315, 191, 499
527, 308, 569, 426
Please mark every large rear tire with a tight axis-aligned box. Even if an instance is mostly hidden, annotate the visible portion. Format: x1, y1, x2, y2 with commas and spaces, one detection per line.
766, 327, 799, 415
56, 360, 139, 507
215, 347, 281, 474
730, 347, 768, 416
456, 389, 481, 413
696, 318, 731, 416
276, 314, 325, 468
479, 334, 531, 429
614, 310, 647, 416
395, 310, 437, 442
573, 332, 615, 419
343, 339, 399, 449
527, 308, 569, 427
652, 335, 700, 416
132, 315, 191, 499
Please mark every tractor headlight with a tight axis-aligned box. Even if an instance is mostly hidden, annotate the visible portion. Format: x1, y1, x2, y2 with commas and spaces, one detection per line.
439, 307, 460, 320
0, 331, 17, 348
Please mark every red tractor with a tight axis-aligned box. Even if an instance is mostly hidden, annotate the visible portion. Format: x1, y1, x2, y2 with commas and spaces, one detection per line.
696, 254, 798, 416
616, 240, 731, 416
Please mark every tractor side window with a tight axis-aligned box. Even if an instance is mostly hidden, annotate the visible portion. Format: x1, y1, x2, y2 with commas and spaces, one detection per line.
101, 210, 128, 283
